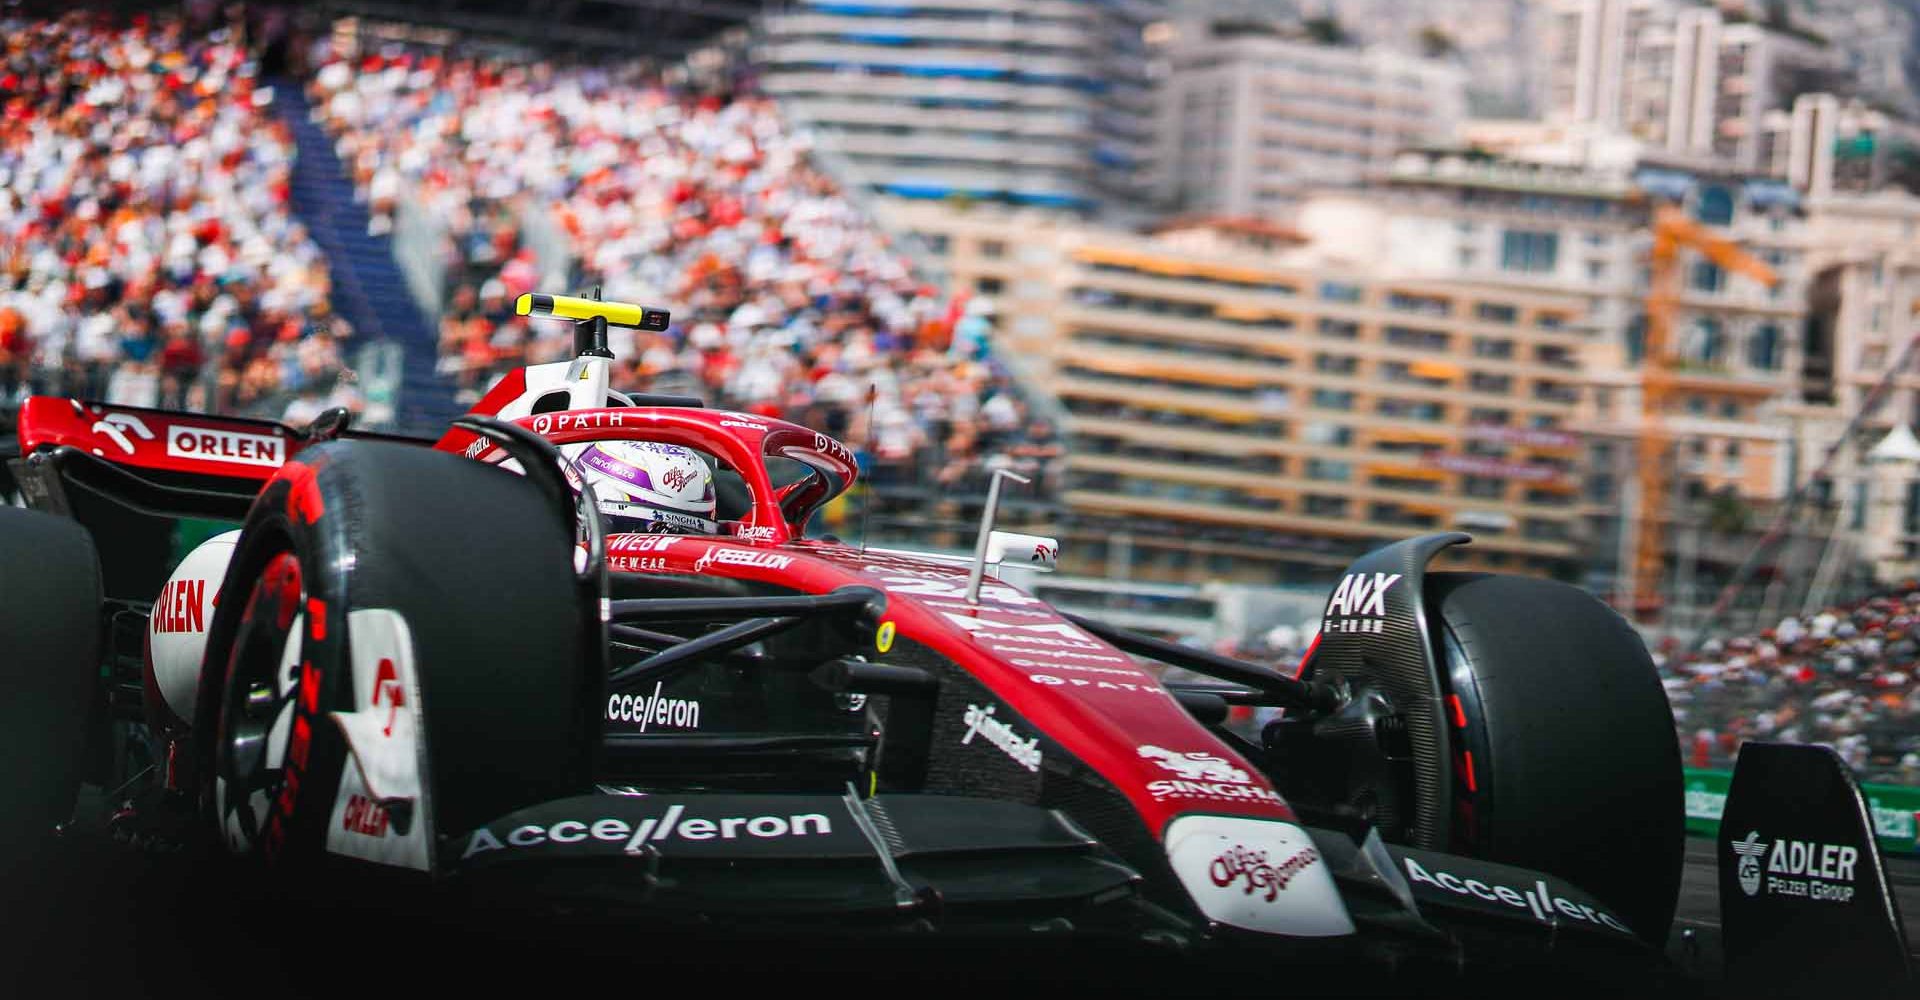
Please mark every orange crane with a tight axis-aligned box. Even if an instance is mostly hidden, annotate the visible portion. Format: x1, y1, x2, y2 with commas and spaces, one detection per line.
1629, 204, 1779, 618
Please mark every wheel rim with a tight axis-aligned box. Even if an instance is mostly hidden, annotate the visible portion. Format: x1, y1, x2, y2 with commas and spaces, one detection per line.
213, 550, 305, 856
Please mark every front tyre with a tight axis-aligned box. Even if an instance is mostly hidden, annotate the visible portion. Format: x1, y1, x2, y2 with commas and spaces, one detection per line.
198, 440, 591, 868
1427, 572, 1682, 946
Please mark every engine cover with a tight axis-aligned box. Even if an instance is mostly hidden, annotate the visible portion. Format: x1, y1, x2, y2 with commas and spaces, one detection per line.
144, 529, 241, 731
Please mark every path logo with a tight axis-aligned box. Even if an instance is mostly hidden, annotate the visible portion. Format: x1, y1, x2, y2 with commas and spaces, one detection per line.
1731, 829, 1768, 897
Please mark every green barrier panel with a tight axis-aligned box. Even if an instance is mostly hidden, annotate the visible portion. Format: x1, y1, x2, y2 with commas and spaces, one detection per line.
1685, 767, 1920, 855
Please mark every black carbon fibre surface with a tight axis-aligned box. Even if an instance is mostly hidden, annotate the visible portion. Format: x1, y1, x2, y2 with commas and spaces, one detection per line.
1304, 533, 1470, 850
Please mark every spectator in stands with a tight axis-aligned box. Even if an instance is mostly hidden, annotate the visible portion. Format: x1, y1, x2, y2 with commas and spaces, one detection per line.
304, 39, 1062, 501
1665, 585, 1920, 785
0, 9, 357, 421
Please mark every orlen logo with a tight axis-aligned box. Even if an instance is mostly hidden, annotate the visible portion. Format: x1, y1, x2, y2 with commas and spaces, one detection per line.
151, 578, 211, 634
166, 426, 285, 468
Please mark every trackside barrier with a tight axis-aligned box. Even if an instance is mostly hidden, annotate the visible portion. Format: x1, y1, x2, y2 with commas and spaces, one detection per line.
1685, 767, 1920, 855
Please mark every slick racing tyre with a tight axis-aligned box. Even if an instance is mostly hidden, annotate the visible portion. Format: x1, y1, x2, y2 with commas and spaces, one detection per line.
1426, 572, 1682, 946
196, 440, 590, 868
0, 507, 101, 862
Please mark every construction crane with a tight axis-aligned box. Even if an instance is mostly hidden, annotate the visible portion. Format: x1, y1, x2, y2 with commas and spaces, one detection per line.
1629, 204, 1779, 619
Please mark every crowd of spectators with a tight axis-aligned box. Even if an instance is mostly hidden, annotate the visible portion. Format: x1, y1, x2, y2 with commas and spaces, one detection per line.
304, 42, 1062, 502
1661, 587, 1920, 786
0, 10, 360, 425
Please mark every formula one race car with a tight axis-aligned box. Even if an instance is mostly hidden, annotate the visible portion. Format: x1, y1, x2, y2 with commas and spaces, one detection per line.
1, 292, 1686, 973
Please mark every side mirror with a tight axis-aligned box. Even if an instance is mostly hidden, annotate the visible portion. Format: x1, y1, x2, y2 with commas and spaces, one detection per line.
986, 531, 1058, 572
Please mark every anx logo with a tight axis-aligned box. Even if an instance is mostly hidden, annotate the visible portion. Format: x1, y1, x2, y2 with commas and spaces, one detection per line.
1729, 830, 1861, 903
960, 703, 1042, 772
1323, 572, 1402, 634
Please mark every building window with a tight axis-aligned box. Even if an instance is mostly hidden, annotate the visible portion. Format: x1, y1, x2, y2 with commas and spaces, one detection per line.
1306, 458, 1351, 482
1523, 518, 1571, 541
1500, 230, 1559, 274
1472, 336, 1514, 359
1315, 353, 1359, 375
1694, 185, 1735, 226
1311, 389, 1355, 411
1691, 261, 1725, 294
1319, 281, 1363, 303
1318, 318, 1361, 339
1475, 303, 1518, 325
980, 240, 1006, 259
1464, 476, 1505, 499
1748, 324, 1781, 370
1469, 371, 1513, 393
1303, 421, 1352, 446
1305, 495, 1350, 518
1384, 326, 1450, 351
1684, 318, 1725, 366
1386, 292, 1451, 316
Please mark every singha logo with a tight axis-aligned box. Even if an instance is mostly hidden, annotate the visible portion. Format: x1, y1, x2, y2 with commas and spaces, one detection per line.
1731, 829, 1768, 897
1138, 745, 1250, 783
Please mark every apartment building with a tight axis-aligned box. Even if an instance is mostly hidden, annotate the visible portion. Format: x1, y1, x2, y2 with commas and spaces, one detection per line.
1542, 0, 1840, 170
887, 202, 1588, 584
1784, 190, 1920, 586
753, 0, 1162, 216
1306, 147, 1809, 599
1765, 92, 1920, 198
1154, 21, 1465, 215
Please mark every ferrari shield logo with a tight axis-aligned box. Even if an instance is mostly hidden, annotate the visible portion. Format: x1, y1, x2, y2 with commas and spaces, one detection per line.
1731, 830, 1768, 897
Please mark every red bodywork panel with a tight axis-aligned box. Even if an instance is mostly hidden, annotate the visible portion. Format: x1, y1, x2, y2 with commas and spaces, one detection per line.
16, 397, 307, 480
600, 532, 1297, 839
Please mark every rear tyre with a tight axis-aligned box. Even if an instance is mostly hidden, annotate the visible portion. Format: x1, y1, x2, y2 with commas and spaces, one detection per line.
1426, 572, 1682, 946
0, 508, 100, 863
197, 440, 591, 866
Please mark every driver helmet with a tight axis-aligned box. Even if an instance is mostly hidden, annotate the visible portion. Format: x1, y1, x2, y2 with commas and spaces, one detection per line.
571, 440, 718, 535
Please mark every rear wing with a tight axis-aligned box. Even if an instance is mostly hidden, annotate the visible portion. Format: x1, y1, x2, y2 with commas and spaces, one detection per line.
12, 397, 428, 521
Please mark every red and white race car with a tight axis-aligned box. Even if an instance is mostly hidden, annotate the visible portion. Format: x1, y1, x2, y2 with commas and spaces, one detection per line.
0, 292, 1687, 972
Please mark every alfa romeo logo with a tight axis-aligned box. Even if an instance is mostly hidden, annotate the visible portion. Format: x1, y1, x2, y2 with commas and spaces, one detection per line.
1731, 829, 1768, 897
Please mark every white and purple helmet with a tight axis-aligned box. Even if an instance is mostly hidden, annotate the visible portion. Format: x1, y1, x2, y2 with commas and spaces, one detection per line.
571, 440, 718, 535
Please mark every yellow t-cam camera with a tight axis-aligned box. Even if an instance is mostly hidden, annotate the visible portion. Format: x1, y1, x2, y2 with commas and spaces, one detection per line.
514, 293, 671, 332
